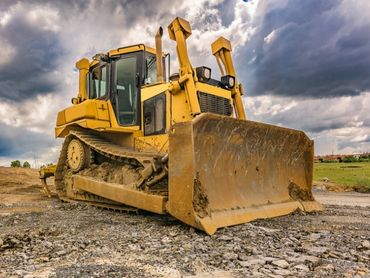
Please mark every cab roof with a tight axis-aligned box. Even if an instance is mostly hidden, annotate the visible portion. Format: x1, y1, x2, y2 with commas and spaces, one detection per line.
89, 44, 161, 68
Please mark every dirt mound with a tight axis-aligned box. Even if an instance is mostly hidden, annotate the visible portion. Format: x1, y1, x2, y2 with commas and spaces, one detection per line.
0, 167, 53, 206
0, 167, 41, 194
313, 181, 370, 193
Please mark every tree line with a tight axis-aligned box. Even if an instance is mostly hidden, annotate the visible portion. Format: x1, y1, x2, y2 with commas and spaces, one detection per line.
10, 160, 31, 168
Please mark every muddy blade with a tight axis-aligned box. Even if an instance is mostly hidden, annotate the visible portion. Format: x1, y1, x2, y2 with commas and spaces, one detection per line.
167, 113, 323, 235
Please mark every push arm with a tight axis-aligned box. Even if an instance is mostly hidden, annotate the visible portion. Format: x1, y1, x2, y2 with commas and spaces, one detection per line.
168, 17, 201, 115
211, 37, 246, 120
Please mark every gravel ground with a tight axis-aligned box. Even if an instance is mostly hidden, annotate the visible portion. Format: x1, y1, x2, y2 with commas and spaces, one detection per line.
0, 167, 369, 277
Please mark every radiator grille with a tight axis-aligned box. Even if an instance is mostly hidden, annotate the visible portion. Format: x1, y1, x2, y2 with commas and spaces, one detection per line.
197, 92, 233, 116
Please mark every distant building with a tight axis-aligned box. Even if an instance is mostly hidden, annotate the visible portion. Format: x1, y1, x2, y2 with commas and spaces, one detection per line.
314, 152, 370, 162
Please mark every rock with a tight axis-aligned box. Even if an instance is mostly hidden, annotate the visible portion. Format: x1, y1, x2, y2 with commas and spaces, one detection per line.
308, 233, 321, 241
42, 241, 53, 248
190, 270, 234, 278
259, 267, 273, 275
315, 264, 334, 271
223, 252, 238, 260
251, 247, 262, 255
251, 271, 264, 277
218, 235, 233, 241
360, 240, 370, 250
161, 237, 171, 244
10, 238, 20, 245
40, 256, 49, 262
55, 250, 67, 256
281, 237, 294, 247
14, 270, 26, 276
271, 259, 290, 269
192, 257, 207, 273
238, 258, 266, 267
196, 243, 208, 252
273, 268, 292, 276
306, 246, 328, 256
19, 252, 28, 261
238, 253, 249, 261
183, 243, 193, 251
328, 251, 341, 259
168, 230, 178, 237
304, 256, 320, 267
293, 264, 309, 272
289, 236, 299, 243
263, 257, 277, 263
256, 226, 280, 234
286, 255, 305, 264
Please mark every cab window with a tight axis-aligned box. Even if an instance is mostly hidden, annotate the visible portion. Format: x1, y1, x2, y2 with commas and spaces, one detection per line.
90, 66, 107, 99
145, 55, 157, 85
145, 54, 166, 85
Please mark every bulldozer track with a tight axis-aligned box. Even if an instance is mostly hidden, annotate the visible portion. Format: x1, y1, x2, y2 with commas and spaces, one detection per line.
55, 129, 166, 207
69, 130, 161, 167
59, 196, 139, 213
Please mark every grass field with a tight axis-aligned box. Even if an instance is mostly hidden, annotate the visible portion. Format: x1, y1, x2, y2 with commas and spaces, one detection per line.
314, 162, 370, 190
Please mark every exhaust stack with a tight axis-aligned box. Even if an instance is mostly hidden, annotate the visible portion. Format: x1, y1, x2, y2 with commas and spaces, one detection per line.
75, 58, 90, 102
155, 27, 164, 82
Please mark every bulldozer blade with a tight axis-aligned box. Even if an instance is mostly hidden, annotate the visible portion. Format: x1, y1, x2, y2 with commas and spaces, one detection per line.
167, 113, 323, 235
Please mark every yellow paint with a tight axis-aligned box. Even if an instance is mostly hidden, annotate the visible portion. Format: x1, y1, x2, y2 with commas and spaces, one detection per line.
57, 99, 110, 125
52, 17, 322, 235
75, 58, 90, 101
74, 175, 167, 214
195, 82, 232, 99
141, 83, 170, 101
168, 18, 201, 115
211, 36, 232, 55
108, 45, 157, 57
55, 119, 110, 137
211, 36, 246, 120
135, 134, 169, 154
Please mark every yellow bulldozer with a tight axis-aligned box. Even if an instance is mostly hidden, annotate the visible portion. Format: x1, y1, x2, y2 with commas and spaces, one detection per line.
45, 17, 323, 235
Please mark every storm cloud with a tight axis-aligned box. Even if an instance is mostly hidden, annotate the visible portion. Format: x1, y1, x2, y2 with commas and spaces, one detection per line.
0, 3, 63, 102
0, 123, 56, 157
0, 0, 369, 165
238, 0, 370, 98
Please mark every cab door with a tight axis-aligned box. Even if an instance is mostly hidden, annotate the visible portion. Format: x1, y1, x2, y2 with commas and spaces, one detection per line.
89, 64, 110, 121
112, 55, 141, 126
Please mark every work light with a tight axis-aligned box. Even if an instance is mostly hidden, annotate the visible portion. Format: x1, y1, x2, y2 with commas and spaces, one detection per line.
196, 66, 212, 82
221, 75, 235, 89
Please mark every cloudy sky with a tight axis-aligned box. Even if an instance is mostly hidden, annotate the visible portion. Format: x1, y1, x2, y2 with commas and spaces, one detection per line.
0, 0, 369, 167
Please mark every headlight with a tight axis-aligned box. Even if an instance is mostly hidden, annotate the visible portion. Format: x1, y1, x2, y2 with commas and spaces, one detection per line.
196, 66, 211, 82
221, 75, 235, 89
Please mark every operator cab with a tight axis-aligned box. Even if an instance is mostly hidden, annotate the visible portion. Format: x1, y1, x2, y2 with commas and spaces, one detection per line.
86, 45, 167, 126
